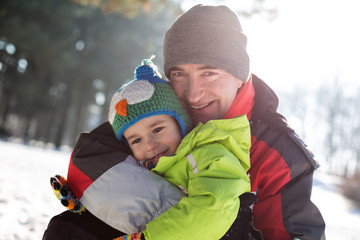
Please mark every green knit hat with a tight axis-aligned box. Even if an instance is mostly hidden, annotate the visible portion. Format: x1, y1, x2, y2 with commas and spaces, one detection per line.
108, 59, 191, 141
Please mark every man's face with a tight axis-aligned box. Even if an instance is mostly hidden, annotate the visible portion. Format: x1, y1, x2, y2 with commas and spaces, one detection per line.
169, 64, 243, 125
123, 114, 182, 167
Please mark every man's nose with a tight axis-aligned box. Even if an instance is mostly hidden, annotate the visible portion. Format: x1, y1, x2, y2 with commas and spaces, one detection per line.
186, 76, 205, 104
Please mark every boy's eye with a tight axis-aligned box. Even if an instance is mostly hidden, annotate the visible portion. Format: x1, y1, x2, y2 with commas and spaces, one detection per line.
131, 138, 142, 144
153, 127, 163, 133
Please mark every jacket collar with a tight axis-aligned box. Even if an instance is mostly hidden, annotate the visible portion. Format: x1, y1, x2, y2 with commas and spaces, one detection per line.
251, 74, 295, 136
250, 74, 279, 122
223, 75, 255, 121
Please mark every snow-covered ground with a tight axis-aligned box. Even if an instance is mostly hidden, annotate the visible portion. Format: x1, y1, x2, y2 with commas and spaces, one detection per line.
0, 140, 359, 239
0, 141, 68, 240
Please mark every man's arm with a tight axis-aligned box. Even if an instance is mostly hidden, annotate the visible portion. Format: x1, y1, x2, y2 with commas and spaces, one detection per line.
250, 125, 325, 240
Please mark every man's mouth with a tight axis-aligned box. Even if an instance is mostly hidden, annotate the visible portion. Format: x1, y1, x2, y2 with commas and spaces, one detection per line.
190, 102, 212, 110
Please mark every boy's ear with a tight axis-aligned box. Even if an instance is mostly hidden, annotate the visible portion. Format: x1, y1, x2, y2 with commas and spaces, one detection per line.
122, 136, 131, 149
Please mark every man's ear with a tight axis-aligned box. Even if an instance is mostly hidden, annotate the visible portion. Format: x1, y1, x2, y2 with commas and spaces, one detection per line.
238, 79, 244, 89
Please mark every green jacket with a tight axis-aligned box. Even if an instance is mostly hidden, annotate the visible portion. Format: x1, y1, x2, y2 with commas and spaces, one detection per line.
144, 115, 251, 240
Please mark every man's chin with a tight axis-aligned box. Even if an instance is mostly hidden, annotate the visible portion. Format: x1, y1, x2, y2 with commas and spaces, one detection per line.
188, 103, 220, 125
190, 114, 212, 125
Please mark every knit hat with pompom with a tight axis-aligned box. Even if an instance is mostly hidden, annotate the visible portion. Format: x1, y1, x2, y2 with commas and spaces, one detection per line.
108, 58, 191, 141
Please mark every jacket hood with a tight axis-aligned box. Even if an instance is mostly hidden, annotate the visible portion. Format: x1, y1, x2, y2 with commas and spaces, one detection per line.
251, 74, 279, 121
170, 116, 251, 172
250, 74, 295, 135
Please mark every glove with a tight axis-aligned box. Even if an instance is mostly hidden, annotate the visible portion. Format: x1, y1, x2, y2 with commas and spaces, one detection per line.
50, 174, 85, 213
113, 232, 143, 240
138, 159, 154, 170
220, 192, 263, 240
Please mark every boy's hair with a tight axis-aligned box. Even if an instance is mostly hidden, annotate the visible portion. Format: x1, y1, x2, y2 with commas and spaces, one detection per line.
108, 58, 191, 141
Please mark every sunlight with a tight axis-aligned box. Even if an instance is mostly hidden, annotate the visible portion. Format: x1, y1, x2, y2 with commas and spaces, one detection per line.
244, 0, 360, 90
181, 0, 360, 90
5, 43, 16, 55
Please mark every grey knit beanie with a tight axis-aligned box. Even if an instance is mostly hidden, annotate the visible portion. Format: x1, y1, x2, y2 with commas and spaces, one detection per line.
163, 4, 250, 82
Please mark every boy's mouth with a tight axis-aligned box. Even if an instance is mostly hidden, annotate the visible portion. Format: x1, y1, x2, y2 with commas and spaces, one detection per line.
148, 151, 168, 165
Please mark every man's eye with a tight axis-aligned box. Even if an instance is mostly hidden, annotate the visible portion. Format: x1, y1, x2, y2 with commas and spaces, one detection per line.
204, 71, 216, 76
131, 138, 141, 144
153, 127, 163, 133
171, 72, 185, 77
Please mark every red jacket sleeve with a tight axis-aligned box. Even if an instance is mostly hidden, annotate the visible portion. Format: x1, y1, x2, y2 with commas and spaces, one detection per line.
249, 132, 325, 240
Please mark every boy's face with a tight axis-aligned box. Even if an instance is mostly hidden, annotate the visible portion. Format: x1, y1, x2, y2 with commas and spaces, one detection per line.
123, 114, 182, 167
169, 64, 243, 125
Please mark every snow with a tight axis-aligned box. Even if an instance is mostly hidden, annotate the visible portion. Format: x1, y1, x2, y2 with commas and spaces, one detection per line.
311, 172, 360, 239
0, 140, 359, 239
0, 141, 68, 240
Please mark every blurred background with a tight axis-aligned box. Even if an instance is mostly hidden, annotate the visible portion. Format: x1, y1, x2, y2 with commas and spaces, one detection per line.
0, 0, 359, 207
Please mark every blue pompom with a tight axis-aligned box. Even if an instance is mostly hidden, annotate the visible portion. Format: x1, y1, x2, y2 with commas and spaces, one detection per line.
135, 64, 154, 80
134, 58, 162, 80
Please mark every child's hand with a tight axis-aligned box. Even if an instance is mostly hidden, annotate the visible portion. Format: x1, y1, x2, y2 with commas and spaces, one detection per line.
138, 159, 154, 170
50, 174, 85, 213
113, 232, 143, 240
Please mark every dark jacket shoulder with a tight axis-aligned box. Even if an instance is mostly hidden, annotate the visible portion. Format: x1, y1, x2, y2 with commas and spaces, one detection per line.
250, 75, 319, 171
71, 121, 132, 181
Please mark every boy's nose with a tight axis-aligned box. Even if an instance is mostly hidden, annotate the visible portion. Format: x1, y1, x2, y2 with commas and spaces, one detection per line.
145, 138, 158, 152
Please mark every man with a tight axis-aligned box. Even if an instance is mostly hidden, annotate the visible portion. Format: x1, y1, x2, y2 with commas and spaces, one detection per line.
43, 4, 325, 240
162, 4, 325, 240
